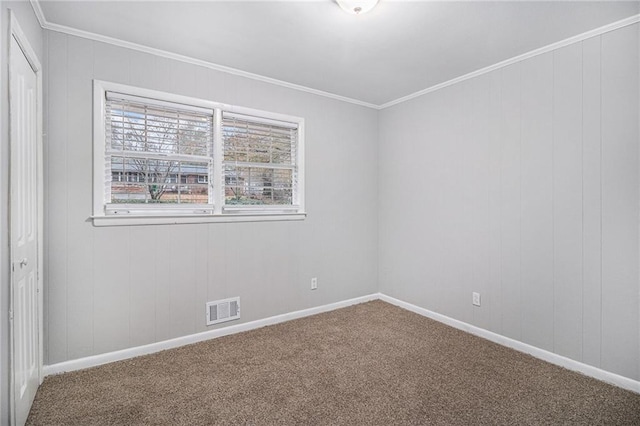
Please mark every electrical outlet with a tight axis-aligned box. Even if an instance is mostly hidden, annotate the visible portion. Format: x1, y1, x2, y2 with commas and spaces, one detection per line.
311, 277, 318, 290
472, 292, 481, 307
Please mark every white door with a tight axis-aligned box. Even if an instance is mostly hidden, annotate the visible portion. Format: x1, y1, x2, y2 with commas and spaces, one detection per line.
10, 33, 40, 426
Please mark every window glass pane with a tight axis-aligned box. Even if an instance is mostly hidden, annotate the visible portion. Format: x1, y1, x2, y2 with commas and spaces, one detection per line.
145, 159, 177, 203
110, 156, 210, 204
174, 162, 209, 204
223, 117, 295, 165
225, 166, 293, 205
222, 114, 298, 209
110, 183, 149, 203
106, 93, 214, 209
107, 99, 212, 157
111, 157, 147, 203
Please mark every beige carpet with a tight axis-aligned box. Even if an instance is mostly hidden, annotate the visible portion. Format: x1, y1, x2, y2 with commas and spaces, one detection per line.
27, 301, 640, 425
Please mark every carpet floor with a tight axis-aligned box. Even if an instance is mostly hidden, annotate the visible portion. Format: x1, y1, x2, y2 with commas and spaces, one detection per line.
27, 300, 640, 425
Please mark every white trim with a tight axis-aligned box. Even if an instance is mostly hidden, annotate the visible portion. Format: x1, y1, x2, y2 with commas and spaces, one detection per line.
224, 103, 305, 127
92, 212, 307, 227
29, 0, 639, 110
28, 0, 46, 28
222, 205, 300, 212
42, 292, 640, 394
213, 109, 223, 215
223, 111, 299, 129
104, 204, 215, 216
296, 120, 305, 211
92, 81, 107, 218
96, 79, 225, 111
378, 294, 640, 394
107, 91, 214, 115
10, 12, 41, 73
30, 3, 377, 110
379, 14, 640, 109
43, 293, 379, 376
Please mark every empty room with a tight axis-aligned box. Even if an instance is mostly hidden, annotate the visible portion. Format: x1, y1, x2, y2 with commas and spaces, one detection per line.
1, 0, 639, 424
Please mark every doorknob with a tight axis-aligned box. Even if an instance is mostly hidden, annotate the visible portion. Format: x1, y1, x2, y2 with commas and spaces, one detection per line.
19, 258, 28, 268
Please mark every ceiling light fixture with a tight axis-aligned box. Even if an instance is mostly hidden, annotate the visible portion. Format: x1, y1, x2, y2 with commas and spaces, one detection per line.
336, 0, 379, 15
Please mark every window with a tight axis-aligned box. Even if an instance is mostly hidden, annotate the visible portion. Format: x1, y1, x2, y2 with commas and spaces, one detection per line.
93, 81, 305, 226
222, 113, 299, 211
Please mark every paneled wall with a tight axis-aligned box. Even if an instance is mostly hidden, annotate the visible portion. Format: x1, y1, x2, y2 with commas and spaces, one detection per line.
378, 24, 639, 380
44, 31, 379, 365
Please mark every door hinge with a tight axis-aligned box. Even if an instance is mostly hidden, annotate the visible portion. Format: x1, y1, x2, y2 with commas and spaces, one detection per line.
9, 310, 13, 321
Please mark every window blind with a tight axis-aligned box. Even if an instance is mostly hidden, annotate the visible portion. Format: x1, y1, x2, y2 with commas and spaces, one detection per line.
222, 112, 299, 210
105, 92, 214, 211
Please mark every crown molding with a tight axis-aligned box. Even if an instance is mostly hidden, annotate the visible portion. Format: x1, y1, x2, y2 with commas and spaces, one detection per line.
29, 0, 46, 28
380, 13, 640, 109
28, 1, 640, 111
28, 0, 380, 110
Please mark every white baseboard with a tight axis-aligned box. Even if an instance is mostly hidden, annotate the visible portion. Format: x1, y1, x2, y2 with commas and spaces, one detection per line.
378, 293, 640, 394
43, 293, 379, 376
43, 291, 640, 395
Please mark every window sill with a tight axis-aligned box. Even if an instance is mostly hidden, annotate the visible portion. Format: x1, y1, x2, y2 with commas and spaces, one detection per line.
92, 212, 307, 227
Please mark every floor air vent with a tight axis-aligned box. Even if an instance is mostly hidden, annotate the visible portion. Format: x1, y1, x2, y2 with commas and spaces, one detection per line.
206, 297, 240, 326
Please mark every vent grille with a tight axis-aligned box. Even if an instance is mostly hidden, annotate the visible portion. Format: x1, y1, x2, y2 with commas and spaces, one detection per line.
206, 297, 240, 326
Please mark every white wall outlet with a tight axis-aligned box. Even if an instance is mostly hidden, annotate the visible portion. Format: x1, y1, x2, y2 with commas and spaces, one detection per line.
472, 292, 481, 307
311, 277, 318, 290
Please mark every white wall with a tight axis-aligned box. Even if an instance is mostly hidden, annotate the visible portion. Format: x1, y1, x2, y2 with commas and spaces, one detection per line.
379, 24, 640, 381
0, 2, 43, 424
43, 31, 379, 365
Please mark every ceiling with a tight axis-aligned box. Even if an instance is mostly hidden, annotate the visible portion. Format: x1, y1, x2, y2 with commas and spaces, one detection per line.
37, 1, 640, 107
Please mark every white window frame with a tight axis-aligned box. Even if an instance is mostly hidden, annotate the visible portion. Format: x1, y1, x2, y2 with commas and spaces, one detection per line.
93, 80, 305, 226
